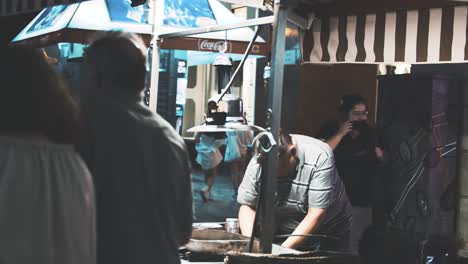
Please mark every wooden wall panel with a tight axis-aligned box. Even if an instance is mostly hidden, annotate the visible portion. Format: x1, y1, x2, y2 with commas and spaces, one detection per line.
294, 64, 378, 137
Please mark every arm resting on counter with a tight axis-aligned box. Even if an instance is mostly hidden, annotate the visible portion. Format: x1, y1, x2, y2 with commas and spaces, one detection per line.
238, 204, 256, 237
281, 207, 327, 249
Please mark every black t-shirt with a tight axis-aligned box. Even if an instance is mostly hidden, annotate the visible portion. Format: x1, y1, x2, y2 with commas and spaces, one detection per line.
317, 120, 378, 206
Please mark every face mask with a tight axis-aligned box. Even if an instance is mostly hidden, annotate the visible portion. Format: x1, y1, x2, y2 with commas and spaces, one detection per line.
351, 120, 370, 133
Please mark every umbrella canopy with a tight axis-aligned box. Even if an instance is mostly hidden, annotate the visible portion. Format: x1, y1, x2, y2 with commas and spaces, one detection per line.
0, 0, 88, 17
11, 0, 267, 55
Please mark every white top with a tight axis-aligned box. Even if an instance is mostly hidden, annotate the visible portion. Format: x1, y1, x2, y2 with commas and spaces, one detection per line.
0, 136, 96, 264
196, 134, 224, 170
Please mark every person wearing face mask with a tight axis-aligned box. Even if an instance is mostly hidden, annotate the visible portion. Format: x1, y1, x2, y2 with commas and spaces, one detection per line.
317, 94, 385, 254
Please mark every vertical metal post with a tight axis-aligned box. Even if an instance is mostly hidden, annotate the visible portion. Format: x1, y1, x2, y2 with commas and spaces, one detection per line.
258, 0, 288, 253
149, 0, 163, 113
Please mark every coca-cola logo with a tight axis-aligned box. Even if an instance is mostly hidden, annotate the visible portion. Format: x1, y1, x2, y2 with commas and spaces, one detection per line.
198, 40, 231, 52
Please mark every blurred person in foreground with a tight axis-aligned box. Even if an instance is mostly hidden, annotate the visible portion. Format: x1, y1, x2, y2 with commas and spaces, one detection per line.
80, 31, 192, 264
237, 132, 352, 251
0, 48, 95, 264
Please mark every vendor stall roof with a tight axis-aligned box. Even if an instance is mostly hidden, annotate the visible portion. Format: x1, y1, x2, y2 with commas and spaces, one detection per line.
288, 0, 462, 17
11, 0, 267, 55
302, 4, 468, 64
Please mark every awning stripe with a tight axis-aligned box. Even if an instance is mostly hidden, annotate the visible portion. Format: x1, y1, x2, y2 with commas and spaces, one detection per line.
355, 14, 366, 62
395, 10, 407, 62
405, 10, 418, 62
0, 0, 84, 16
452, 6, 467, 61
383, 12, 397, 62
302, 25, 314, 62
311, 18, 323, 62
363, 14, 376, 62
465, 8, 468, 60
427, 8, 442, 62
374, 12, 385, 62
440, 6, 454, 61
303, 6, 468, 64
336, 15, 348, 61
416, 8, 429, 62
320, 16, 330, 61
328, 16, 339, 62
345, 15, 357, 62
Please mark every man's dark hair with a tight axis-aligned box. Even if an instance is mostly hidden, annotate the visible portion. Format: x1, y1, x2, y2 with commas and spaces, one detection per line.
338, 94, 366, 113
83, 31, 147, 94
278, 130, 293, 156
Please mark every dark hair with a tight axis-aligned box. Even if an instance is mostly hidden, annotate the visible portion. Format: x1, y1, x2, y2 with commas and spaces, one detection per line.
338, 94, 366, 113
83, 31, 147, 95
278, 130, 293, 155
253, 129, 293, 162
0, 47, 81, 146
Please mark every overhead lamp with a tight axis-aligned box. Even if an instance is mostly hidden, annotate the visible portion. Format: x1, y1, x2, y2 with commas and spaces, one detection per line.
213, 53, 232, 66
187, 25, 263, 133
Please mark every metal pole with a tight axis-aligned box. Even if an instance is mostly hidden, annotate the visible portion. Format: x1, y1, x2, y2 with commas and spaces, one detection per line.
258, 0, 287, 253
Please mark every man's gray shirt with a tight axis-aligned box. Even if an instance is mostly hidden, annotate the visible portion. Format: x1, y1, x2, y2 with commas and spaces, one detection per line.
238, 134, 352, 238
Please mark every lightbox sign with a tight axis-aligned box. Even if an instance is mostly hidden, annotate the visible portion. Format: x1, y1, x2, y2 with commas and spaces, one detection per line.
163, 0, 216, 28
106, 0, 149, 23
27, 5, 68, 33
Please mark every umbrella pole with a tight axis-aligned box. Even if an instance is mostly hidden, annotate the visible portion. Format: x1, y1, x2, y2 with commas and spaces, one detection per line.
257, 0, 287, 254
149, 0, 161, 113
149, 39, 160, 113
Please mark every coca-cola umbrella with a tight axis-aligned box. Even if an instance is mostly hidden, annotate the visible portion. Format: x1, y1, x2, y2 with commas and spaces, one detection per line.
11, 0, 267, 55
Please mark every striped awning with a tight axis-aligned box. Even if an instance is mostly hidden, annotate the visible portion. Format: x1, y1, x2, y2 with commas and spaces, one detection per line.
302, 5, 468, 64
0, 0, 85, 16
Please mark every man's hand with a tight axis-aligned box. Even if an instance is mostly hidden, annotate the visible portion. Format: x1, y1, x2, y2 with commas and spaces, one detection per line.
281, 207, 326, 249
338, 121, 353, 137
326, 121, 352, 151
238, 205, 256, 237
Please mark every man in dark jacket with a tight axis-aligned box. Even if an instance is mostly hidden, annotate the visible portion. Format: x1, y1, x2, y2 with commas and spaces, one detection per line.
80, 31, 192, 264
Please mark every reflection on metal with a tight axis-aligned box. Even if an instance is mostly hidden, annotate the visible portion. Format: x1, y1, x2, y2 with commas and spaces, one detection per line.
158, 16, 274, 39
263, 63, 271, 80
187, 123, 265, 133
218, 0, 270, 9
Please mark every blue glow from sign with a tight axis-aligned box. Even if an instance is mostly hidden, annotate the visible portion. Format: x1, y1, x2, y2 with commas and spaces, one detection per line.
27, 5, 68, 33
106, 0, 149, 23
163, 0, 216, 28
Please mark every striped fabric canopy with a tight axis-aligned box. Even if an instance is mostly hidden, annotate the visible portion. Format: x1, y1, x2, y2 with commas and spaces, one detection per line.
302, 5, 468, 64
0, 0, 85, 16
